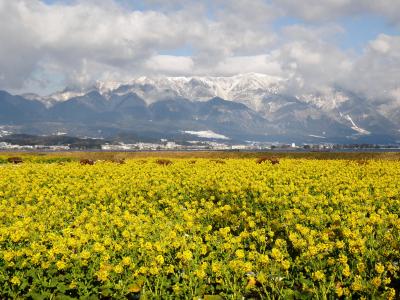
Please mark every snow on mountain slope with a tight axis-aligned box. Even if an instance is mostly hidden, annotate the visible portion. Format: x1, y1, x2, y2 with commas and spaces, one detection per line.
42, 73, 285, 110
15, 73, 398, 140
21, 93, 58, 108
29, 73, 361, 117
51, 90, 86, 102
6, 72, 400, 142
126, 73, 283, 102
296, 91, 349, 111
344, 114, 371, 135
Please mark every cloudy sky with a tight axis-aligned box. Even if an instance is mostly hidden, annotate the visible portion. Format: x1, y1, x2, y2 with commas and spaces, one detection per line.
0, 0, 399, 101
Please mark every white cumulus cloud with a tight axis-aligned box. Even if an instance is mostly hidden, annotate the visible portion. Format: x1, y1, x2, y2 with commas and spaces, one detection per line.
0, 0, 399, 107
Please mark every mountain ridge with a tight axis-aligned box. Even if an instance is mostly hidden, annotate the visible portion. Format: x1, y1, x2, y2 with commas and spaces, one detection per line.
0, 73, 399, 144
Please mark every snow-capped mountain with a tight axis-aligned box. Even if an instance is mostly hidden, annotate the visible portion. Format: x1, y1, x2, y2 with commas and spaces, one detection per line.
0, 73, 399, 143
50, 73, 285, 109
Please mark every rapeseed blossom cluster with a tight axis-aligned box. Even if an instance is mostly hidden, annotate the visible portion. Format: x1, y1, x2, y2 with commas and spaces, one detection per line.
0, 158, 399, 298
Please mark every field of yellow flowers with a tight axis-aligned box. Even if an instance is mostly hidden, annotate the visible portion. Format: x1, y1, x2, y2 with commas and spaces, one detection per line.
0, 158, 399, 299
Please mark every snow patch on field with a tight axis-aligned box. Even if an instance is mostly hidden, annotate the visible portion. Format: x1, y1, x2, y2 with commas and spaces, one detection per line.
183, 130, 230, 140
309, 134, 326, 139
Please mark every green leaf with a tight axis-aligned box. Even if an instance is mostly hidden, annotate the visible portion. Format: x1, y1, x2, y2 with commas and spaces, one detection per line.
57, 283, 68, 293
55, 294, 77, 300
204, 295, 224, 300
100, 288, 112, 297
28, 292, 49, 300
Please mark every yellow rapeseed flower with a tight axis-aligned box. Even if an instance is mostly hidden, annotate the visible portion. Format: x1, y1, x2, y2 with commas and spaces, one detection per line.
375, 263, 385, 274
182, 250, 193, 262
11, 276, 21, 286
371, 277, 381, 288
235, 249, 245, 259
312, 270, 325, 281
56, 260, 67, 270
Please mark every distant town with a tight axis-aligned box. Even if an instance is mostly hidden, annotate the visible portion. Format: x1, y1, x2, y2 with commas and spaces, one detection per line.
1, 139, 399, 152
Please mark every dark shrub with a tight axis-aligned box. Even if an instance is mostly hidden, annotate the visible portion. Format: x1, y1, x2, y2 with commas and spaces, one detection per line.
8, 157, 23, 164
256, 156, 279, 165
109, 159, 125, 164
155, 159, 173, 166
80, 159, 95, 165
210, 159, 226, 164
